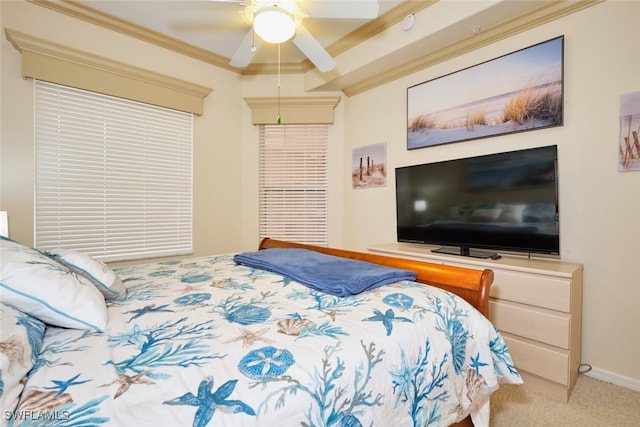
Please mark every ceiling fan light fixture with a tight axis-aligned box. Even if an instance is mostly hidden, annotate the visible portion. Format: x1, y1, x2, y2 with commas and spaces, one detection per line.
253, 5, 296, 44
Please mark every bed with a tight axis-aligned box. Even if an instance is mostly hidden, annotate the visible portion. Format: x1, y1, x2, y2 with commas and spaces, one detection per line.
1, 236, 522, 427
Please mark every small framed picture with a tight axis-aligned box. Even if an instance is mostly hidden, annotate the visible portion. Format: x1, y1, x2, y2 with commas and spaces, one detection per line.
352, 142, 386, 189
619, 91, 640, 171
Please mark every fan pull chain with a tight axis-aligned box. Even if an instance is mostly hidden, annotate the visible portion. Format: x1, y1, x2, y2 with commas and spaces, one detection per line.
251, 26, 256, 52
277, 43, 282, 124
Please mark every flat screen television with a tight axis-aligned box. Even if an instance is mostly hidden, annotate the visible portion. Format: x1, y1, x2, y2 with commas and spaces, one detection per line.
395, 145, 559, 258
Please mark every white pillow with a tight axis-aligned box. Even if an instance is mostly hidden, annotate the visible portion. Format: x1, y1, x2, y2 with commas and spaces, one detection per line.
45, 248, 126, 300
0, 303, 46, 415
0, 237, 108, 332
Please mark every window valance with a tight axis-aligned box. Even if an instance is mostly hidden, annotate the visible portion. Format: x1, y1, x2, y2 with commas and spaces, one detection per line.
244, 96, 341, 124
4, 28, 212, 116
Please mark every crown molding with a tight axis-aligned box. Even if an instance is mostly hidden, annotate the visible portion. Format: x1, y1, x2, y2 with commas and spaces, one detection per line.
28, 0, 603, 95
327, 0, 435, 57
28, 0, 240, 71
27, 0, 424, 76
296, 0, 435, 73
342, 0, 603, 96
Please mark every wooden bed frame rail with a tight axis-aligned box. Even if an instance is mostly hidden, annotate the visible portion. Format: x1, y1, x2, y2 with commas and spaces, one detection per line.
258, 238, 493, 318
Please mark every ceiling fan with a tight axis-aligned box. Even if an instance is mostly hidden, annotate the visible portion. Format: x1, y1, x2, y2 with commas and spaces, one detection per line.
217, 0, 380, 72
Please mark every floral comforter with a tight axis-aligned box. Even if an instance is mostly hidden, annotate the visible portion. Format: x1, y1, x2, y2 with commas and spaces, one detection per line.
12, 254, 521, 426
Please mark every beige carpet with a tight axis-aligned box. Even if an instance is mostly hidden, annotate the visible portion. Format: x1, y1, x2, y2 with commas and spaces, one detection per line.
489, 375, 640, 426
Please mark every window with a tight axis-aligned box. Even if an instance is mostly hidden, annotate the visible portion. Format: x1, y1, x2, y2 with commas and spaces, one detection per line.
34, 80, 193, 262
259, 124, 328, 246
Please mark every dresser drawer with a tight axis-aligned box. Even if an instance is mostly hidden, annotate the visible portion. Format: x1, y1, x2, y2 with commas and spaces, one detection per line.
367, 243, 583, 402
489, 299, 570, 348
502, 334, 569, 386
490, 269, 571, 312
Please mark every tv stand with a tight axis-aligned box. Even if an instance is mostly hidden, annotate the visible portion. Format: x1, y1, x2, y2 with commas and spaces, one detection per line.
432, 246, 501, 260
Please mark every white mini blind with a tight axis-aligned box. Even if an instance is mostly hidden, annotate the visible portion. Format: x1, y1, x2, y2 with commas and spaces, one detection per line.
259, 124, 328, 246
34, 80, 193, 262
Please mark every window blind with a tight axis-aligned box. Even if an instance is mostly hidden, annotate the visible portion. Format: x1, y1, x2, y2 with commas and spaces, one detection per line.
34, 80, 193, 262
259, 124, 328, 246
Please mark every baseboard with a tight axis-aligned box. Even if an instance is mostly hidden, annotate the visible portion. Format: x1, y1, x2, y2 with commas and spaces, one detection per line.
585, 367, 640, 392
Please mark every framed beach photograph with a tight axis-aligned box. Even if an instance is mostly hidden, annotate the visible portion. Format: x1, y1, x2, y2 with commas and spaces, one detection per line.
619, 90, 640, 172
407, 36, 564, 149
352, 142, 386, 188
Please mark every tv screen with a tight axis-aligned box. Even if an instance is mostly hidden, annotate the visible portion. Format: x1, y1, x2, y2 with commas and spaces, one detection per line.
395, 145, 559, 258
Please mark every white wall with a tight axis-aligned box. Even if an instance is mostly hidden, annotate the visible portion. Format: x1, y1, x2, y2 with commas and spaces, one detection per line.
342, 1, 640, 383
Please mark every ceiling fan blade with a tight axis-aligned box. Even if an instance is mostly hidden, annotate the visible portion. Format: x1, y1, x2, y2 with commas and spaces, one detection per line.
230, 29, 262, 68
293, 25, 336, 72
303, 0, 380, 19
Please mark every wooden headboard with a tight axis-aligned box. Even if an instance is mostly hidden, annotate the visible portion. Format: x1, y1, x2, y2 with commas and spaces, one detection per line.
258, 238, 493, 317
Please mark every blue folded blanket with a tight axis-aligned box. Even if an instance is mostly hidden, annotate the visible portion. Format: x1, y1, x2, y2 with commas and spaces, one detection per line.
233, 248, 416, 297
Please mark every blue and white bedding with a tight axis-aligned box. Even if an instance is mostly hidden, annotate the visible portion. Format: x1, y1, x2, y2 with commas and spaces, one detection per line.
3, 248, 522, 427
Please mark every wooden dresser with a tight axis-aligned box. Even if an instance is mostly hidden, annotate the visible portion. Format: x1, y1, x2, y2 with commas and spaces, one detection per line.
369, 242, 583, 402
